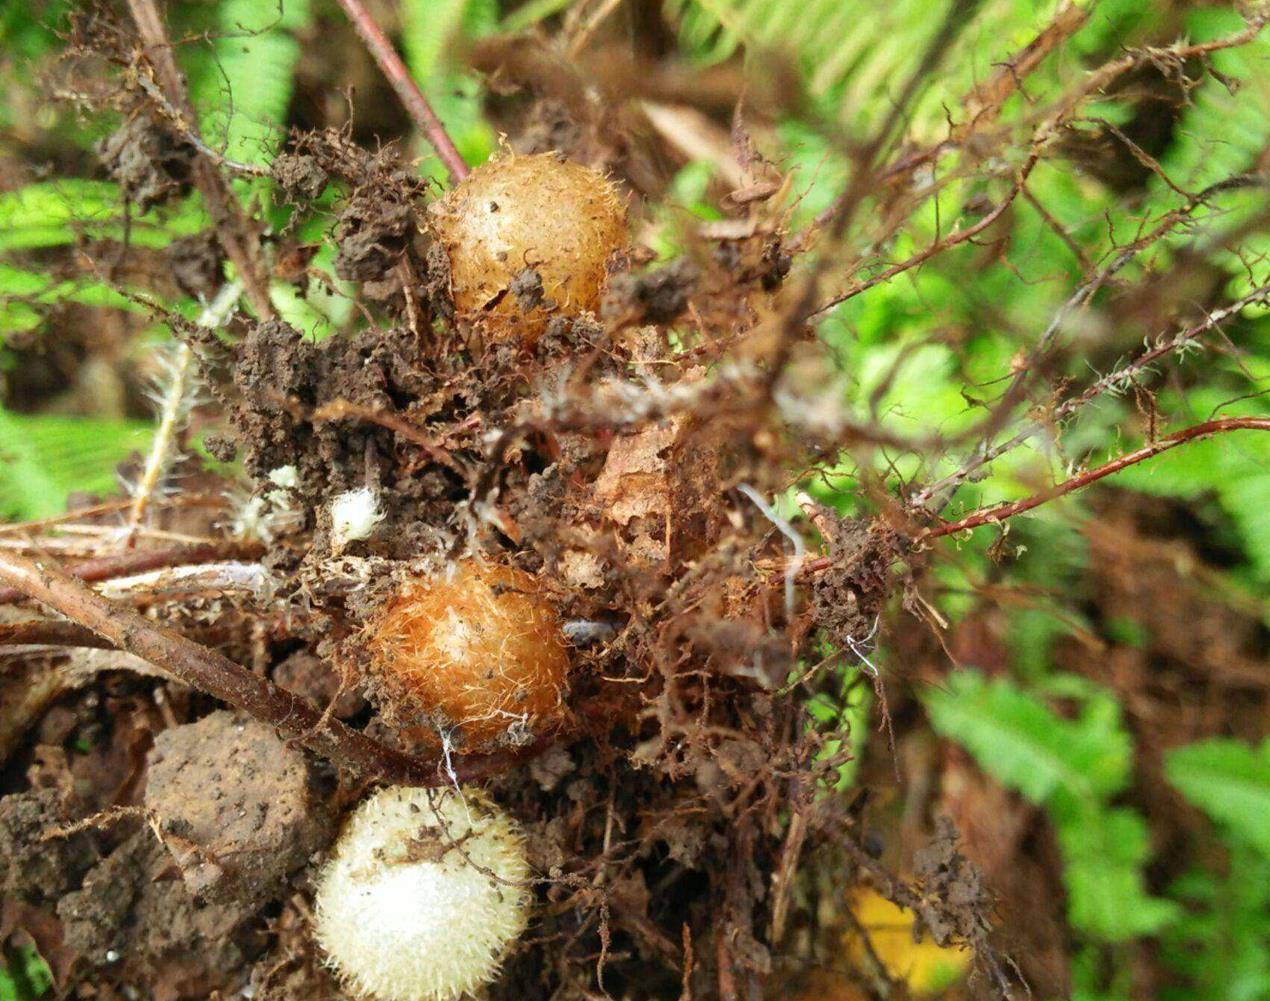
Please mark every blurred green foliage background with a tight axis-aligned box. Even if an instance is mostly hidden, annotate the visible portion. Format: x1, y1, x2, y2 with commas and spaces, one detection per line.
0, 2, 1266, 999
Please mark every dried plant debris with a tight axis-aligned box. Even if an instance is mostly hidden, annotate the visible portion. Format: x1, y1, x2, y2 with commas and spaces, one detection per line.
96, 111, 196, 211
4, 5, 1265, 1000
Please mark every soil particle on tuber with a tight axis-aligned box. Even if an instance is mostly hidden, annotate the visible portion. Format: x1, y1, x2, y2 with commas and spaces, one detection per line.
143, 710, 336, 907
509, 266, 547, 311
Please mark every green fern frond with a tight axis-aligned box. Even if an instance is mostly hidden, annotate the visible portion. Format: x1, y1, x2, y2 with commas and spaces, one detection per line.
662, 0, 1078, 139
1055, 802, 1181, 939
0, 263, 146, 340
1166, 739, 1270, 856
924, 668, 1132, 803
1158, 9, 1269, 194
1153, 9, 1269, 304
0, 181, 205, 252
193, 0, 312, 164
0, 408, 152, 520
1116, 386, 1270, 587
926, 669, 1177, 941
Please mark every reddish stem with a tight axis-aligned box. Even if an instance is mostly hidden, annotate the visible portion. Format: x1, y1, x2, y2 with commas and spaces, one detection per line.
923, 417, 1269, 540
334, 0, 470, 183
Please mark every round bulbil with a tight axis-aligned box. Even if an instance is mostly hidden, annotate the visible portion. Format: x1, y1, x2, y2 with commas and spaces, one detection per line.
314, 785, 531, 1001
367, 559, 570, 749
430, 152, 628, 343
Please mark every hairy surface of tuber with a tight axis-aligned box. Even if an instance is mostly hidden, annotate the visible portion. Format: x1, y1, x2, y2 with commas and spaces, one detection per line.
430, 152, 627, 342
313, 785, 531, 1001
367, 559, 570, 749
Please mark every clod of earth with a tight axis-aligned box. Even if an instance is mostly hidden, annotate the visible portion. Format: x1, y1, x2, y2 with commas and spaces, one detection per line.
96, 112, 197, 211
313, 785, 531, 1001
365, 559, 570, 750
430, 152, 628, 343
143, 711, 335, 906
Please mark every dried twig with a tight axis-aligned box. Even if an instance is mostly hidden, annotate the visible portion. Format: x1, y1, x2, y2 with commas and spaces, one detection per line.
97, 561, 272, 601
333, 0, 470, 183
0, 541, 261, 606
0, 620, 116, 650
811, 15, 1268, 319
912, 279, 1270, 510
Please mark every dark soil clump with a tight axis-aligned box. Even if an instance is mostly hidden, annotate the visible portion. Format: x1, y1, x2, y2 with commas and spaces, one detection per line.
166, 232, 226, 300
271, 152, 329, 202
96, 113, 196, 211
57, 831, 265, 1000
0, 790, 98, 906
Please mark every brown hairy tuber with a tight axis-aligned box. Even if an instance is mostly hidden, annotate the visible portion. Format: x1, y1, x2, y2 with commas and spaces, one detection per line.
430, 152, 627, 343
366, 560, 570, 749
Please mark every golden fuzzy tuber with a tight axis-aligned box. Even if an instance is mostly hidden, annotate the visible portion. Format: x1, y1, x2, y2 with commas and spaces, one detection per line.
430, 152, 627, 343
366, 559, 570, 749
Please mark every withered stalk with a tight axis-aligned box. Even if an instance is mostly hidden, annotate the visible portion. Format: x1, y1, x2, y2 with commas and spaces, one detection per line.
0, 541, 262, 607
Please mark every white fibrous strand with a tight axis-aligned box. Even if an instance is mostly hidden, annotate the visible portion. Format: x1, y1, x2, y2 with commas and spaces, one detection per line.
120, 281, 242, 547
330, 486, 386, 552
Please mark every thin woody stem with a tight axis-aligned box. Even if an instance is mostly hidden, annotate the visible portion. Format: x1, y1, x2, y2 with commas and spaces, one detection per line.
334, 0, 470, 183
125, 0, 277, 321
0, 541, 261, 606
922, 417, 1269, 540
0, 549, 506, 786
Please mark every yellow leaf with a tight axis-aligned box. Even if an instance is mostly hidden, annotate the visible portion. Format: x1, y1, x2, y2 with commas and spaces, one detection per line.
844, 889, 972, 996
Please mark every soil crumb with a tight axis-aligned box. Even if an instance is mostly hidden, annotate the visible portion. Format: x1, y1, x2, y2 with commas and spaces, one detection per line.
57, 830, 264, 1000
96, 112, 196, 211
0, 789, 99, 905
144, 710, 335, 907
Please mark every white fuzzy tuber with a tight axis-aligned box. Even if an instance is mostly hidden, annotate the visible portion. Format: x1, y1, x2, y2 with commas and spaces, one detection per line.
313, 785, 532, 1001
329, 486, 385, 552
